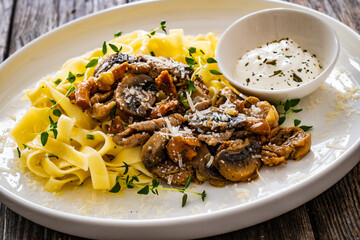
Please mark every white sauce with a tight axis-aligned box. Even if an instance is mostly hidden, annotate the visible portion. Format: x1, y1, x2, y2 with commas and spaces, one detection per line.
235, 38, 322, 90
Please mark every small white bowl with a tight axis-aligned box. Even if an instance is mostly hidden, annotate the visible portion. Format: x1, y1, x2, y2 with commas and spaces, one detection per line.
215, 8, 340, 102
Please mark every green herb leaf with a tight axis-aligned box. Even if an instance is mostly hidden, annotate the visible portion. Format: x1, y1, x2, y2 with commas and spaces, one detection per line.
278, 116, 286, 125
110, 105, 117, 119
54, 78, 62, 85
123, 162, 129, 175
201, 190, 207, 201
188, 79, 196, 92
300, 125, 313, 131
41, 132, 49, 146
102, 41, 107, 55
150, 51, 155, 56
114, 30, 123, 37
284, 100, 291, 112
293, 73, 303, 82
182, 194, 188, 207
184, 176, 191, 189
49, 98, 57, 105
109, 43, 119, 53
185, 56, 196, 68
270, 70, 282, 77
66, 85, 76, 96
209, 69, 222, 75
200, 49, 205, 55
291, 108, 303, 113
22, 144, 29, 149
17, 147, 21, 158
180, 93, 189, 109
45, 155, 58, 159
206, 57, 217, 64
85, 58, 99, 68
289, 99, 300, 107
76, 73, 84, 78
53, 109, 62, 117
294, 119, 301, 126
137, 185, 149, 195
188, 47, 196, 56
86, 134, 95, 140
67, 71, 76, 83
266, 59, 277, 65
152, 179, 159, 188
109, 182, 121, 193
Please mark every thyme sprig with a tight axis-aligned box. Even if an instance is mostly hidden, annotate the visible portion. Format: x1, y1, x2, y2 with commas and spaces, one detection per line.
109, 165, 206, 207
39, 71, 78, 146
273, 99, 312, 131
185, 47, 222, 92
147, 20, 167, 38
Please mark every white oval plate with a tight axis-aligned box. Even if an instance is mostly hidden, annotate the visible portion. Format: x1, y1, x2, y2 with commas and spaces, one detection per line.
0, 0, 359, 239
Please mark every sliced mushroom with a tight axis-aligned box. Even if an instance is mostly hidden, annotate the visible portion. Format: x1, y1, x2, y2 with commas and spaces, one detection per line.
115, 74, 156, 118
94, 52, 136, 77
214, 138, 262, 182
166, 136, 201, 163
262, 127, 311, 166
192, 144, 227, 186
113, 132, 150, 148
141, 131, 169, 169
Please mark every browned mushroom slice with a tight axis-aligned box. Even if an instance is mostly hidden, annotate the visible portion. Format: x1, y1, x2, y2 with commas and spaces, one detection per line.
151, 160, 193, 186
129, 113, 186, 132
94, 52, 136, 77
242, 98, 279, 129
198, 129, 234, 146
155, 71, 177, 96
214, 138, 262, 182
113, 132, 150, 148
141, 131, 169, 169
187, 108, 247, 132
108, 116, 124, 134
192, 144, 227, 186
166, 136, 201, 163
244, 117, 271, 135
86, 101, 116, 120
136, 54, 193, 81
149, 98, 179, 119
75, 78, 96, 110
90, 91, 113, 105
114, 74, 156, 118
216, 87, 245, 111
261, 127, 311, 166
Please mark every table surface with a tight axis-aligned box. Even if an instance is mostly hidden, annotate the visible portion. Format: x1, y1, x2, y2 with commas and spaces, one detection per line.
0, 0, 359, 239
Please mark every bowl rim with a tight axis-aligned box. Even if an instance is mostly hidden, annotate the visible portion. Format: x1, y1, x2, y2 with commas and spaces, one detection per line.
215, 7, 340, 97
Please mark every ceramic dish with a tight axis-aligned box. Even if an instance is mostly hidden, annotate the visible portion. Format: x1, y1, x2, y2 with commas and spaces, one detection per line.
0, 0, 359, 239
215, 8, 340, 101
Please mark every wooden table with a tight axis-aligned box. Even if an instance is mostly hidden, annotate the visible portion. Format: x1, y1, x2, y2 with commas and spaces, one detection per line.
0, 0, 359, 239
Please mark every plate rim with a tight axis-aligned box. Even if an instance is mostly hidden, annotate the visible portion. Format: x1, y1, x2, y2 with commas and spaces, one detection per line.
0, 0, 359, 238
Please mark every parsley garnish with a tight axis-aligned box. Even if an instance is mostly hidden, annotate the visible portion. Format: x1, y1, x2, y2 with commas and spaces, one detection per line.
150, 51, 155, 56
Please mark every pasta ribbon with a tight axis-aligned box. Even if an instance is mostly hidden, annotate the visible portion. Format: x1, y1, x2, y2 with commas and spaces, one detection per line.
13, 28, 225, 193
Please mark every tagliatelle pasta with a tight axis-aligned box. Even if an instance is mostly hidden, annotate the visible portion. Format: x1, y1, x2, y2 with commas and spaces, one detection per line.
11, 29, 230, 192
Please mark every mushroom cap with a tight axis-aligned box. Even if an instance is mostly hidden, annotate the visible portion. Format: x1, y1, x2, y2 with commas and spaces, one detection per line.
141, 131, 168, 169
214, 138, 262, 182
115, 74, 156, 118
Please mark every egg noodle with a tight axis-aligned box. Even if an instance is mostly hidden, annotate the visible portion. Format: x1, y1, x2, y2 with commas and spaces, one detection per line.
11, 29, 232, 193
